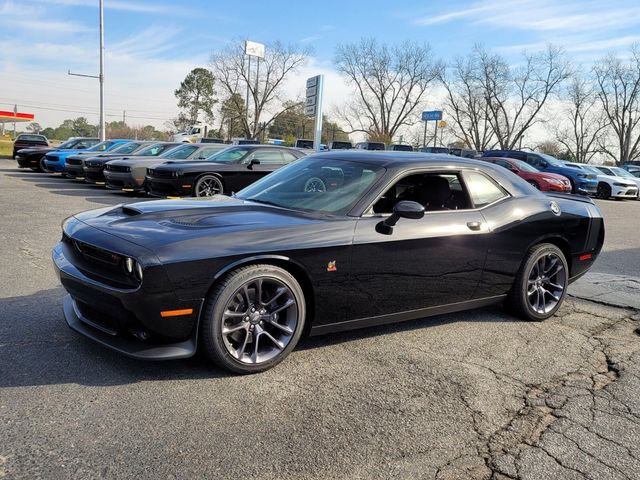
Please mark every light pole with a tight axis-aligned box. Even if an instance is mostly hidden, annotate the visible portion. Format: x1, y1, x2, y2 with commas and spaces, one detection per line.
68, 0, 105, 141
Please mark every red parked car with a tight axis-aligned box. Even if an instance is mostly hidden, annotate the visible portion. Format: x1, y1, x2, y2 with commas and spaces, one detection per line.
482, 157, 572, 192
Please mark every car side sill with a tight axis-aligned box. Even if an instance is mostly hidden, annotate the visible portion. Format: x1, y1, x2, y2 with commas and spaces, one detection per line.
309, 295, 507, 336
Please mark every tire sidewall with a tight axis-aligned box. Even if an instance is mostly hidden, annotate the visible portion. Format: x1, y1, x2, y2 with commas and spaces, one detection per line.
194, 175, 223, 197
202, 265, 306, 374
516, 244, 569, 321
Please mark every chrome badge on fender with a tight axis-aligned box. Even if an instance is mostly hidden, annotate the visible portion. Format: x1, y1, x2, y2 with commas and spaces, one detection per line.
550, 201, 561, 216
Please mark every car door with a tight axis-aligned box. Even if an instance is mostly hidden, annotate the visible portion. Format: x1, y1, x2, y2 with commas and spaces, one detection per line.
348, 170, 490, 320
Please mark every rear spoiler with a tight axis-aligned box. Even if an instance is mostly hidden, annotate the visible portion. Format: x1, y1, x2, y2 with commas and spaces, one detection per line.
545, 192, 594, 204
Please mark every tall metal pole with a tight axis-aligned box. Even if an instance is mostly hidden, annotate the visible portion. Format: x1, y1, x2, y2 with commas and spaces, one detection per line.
422, 120, 427, 147
245, 55, 251, 139
313, 75, 324, 152
99, 0, 105, 141
433, 121, 438, 148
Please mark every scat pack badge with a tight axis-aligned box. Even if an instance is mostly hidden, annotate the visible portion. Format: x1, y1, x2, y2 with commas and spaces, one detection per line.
326, 261, 337, 272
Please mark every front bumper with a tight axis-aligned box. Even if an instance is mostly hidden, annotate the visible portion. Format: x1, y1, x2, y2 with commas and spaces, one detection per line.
83, 165, 106, 184
576, 181, 598, 195
104, 171, 145, 192
610, 186, 638, 198
44, 156, 65, 172
65, 163, 85, 178
53, 236, 202, 360
146, 177, 191, 198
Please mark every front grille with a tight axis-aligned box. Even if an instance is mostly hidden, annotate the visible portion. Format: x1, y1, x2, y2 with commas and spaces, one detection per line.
66, 158, 83, 165
105, 164, 130, 173
62, 233, 140, 289
147, 169, 175, 179
85, 160, 103, 167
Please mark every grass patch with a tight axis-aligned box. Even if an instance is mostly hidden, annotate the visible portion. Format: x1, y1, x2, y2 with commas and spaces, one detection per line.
0, 140, 13, 158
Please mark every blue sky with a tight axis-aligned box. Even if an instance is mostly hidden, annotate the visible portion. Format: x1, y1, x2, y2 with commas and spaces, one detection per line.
1, 0, 639, 130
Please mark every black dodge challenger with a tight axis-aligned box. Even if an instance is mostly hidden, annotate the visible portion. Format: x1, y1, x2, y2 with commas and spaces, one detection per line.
145, 145, 307, 198
53, 152, 604, 373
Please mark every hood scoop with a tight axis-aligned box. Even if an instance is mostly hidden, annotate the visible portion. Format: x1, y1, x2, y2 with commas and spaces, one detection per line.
121, 206, 142, 216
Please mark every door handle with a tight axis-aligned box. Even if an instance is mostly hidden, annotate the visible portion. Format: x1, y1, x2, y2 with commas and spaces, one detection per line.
467, 221, 482, 231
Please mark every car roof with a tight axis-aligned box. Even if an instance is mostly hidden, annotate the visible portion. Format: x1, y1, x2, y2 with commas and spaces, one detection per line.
310, 150, 490, 168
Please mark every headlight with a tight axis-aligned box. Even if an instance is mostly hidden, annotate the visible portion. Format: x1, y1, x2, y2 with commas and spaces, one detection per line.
123, 256, 143, 282
613, 182, 630, 187
543, 177, 563, 185
577, 174, 586, 179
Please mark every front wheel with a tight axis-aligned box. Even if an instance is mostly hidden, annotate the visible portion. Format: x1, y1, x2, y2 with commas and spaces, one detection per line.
201, 264, 306, 373
194, 175, 223, 197
597, 183, 611, 199
505, 244, 568, 321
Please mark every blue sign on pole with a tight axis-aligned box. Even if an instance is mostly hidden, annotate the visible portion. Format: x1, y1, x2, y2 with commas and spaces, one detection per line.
422, 110, 443, 121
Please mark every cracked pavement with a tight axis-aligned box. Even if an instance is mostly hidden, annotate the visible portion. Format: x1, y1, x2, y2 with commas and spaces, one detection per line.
1, 159, 640, 479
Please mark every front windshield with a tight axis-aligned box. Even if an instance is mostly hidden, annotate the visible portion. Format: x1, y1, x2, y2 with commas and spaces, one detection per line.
88, 141, 112, 152
164, 144, 197, 159
206, 147, 250, 163
110, 142, 140, 154
581, 166, 601, 175
58, 139, 77, 149
538, 153, 564, 167
512, 159, 539, 172
137, 143, 170, 156
236, 157, 386, 215
612, 167, 634, 178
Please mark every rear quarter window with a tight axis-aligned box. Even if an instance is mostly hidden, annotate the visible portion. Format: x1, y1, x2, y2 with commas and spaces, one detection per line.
463, 171, 508, 208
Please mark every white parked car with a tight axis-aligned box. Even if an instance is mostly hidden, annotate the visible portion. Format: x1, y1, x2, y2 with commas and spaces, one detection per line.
595, 166, 640, 200
565, 163, 638, 199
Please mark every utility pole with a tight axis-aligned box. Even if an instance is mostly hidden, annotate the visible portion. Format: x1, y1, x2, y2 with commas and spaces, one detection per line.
13, 104, 17, 137
68, 0, 105, 141
122, 110, 126, 125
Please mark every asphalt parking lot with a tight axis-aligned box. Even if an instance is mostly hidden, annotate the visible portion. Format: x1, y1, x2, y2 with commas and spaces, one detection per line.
1, 159, 640, 479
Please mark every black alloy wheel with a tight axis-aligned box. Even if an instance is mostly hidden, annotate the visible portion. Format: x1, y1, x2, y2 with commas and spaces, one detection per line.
194, 175, 223, 197
596, 183, 611, 200
201, 264, 306, 373
505, 243, 568, 321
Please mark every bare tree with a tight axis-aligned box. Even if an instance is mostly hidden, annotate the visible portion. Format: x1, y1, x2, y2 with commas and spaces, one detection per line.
210, 40, 309, 139
439, 51, 497, 151
478, 45, 571, 150
555, 74, 609, 163
593, 45, 640, 165
334, 38, 440, 144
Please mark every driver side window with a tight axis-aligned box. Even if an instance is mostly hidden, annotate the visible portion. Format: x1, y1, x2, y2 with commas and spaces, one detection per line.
372, 172, 472, 214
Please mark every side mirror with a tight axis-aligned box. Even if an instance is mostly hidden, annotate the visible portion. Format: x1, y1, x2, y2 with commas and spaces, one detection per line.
540, 161, 548, 168
376, 201, 425, 235
247, 159, 261, 170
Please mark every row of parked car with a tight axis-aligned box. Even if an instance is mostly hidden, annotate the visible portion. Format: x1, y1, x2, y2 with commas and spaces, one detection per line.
11, 134, 640, 201
14, 136, 308, 197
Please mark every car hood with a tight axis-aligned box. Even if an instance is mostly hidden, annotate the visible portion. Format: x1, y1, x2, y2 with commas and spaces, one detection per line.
597, 174, 636, 185
531, 172, 569, 182
16, 147, 54, 155
109, 156, 181, 167
72, 196, 350, 255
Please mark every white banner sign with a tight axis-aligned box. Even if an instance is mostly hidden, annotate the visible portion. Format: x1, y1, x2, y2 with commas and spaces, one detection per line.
244, 40, 265, 59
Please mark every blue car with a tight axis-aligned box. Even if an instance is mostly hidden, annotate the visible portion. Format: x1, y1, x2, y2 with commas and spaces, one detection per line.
43, 139, 131, 173
482, 150, 598, 195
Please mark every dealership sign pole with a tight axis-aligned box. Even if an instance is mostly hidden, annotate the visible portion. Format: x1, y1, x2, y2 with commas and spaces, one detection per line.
305, 75, 324, 152
421, 110, 443, 148
244, 41, 265, 139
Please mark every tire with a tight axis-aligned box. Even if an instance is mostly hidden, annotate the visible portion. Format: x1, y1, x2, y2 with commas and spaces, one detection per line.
596, 183, 611, 199
201, 264, 306, 374
505, 243, 569, 321
303, 177, 326, 193
527, 180, 540, 190
194, 174, 223, 197
39, 156, 48, 173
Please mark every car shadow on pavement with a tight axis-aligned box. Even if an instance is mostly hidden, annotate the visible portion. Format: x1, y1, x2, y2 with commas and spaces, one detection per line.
0, 287, 518, 389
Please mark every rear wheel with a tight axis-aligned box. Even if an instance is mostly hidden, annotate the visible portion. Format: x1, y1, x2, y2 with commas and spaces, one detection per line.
201, 264, 306, 373
194, 175, 223, 197
597, 183, 611, 199
505, 244, 568, 321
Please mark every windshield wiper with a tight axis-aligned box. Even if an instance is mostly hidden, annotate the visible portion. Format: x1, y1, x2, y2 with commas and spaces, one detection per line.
244, 198, 284, 208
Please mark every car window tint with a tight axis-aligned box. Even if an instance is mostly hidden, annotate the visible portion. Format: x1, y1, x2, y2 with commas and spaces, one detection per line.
373, 173, 472, 214
196, 148, 221, 159
495, 160, 513, 170
165, 145, 197, 159
249, 150, 285, 164
281, 151, 298, 163
463, 171, 508, 208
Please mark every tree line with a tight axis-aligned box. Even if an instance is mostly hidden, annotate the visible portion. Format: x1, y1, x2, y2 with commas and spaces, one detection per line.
171, 39, 640, 164
33, 118, 168, 142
